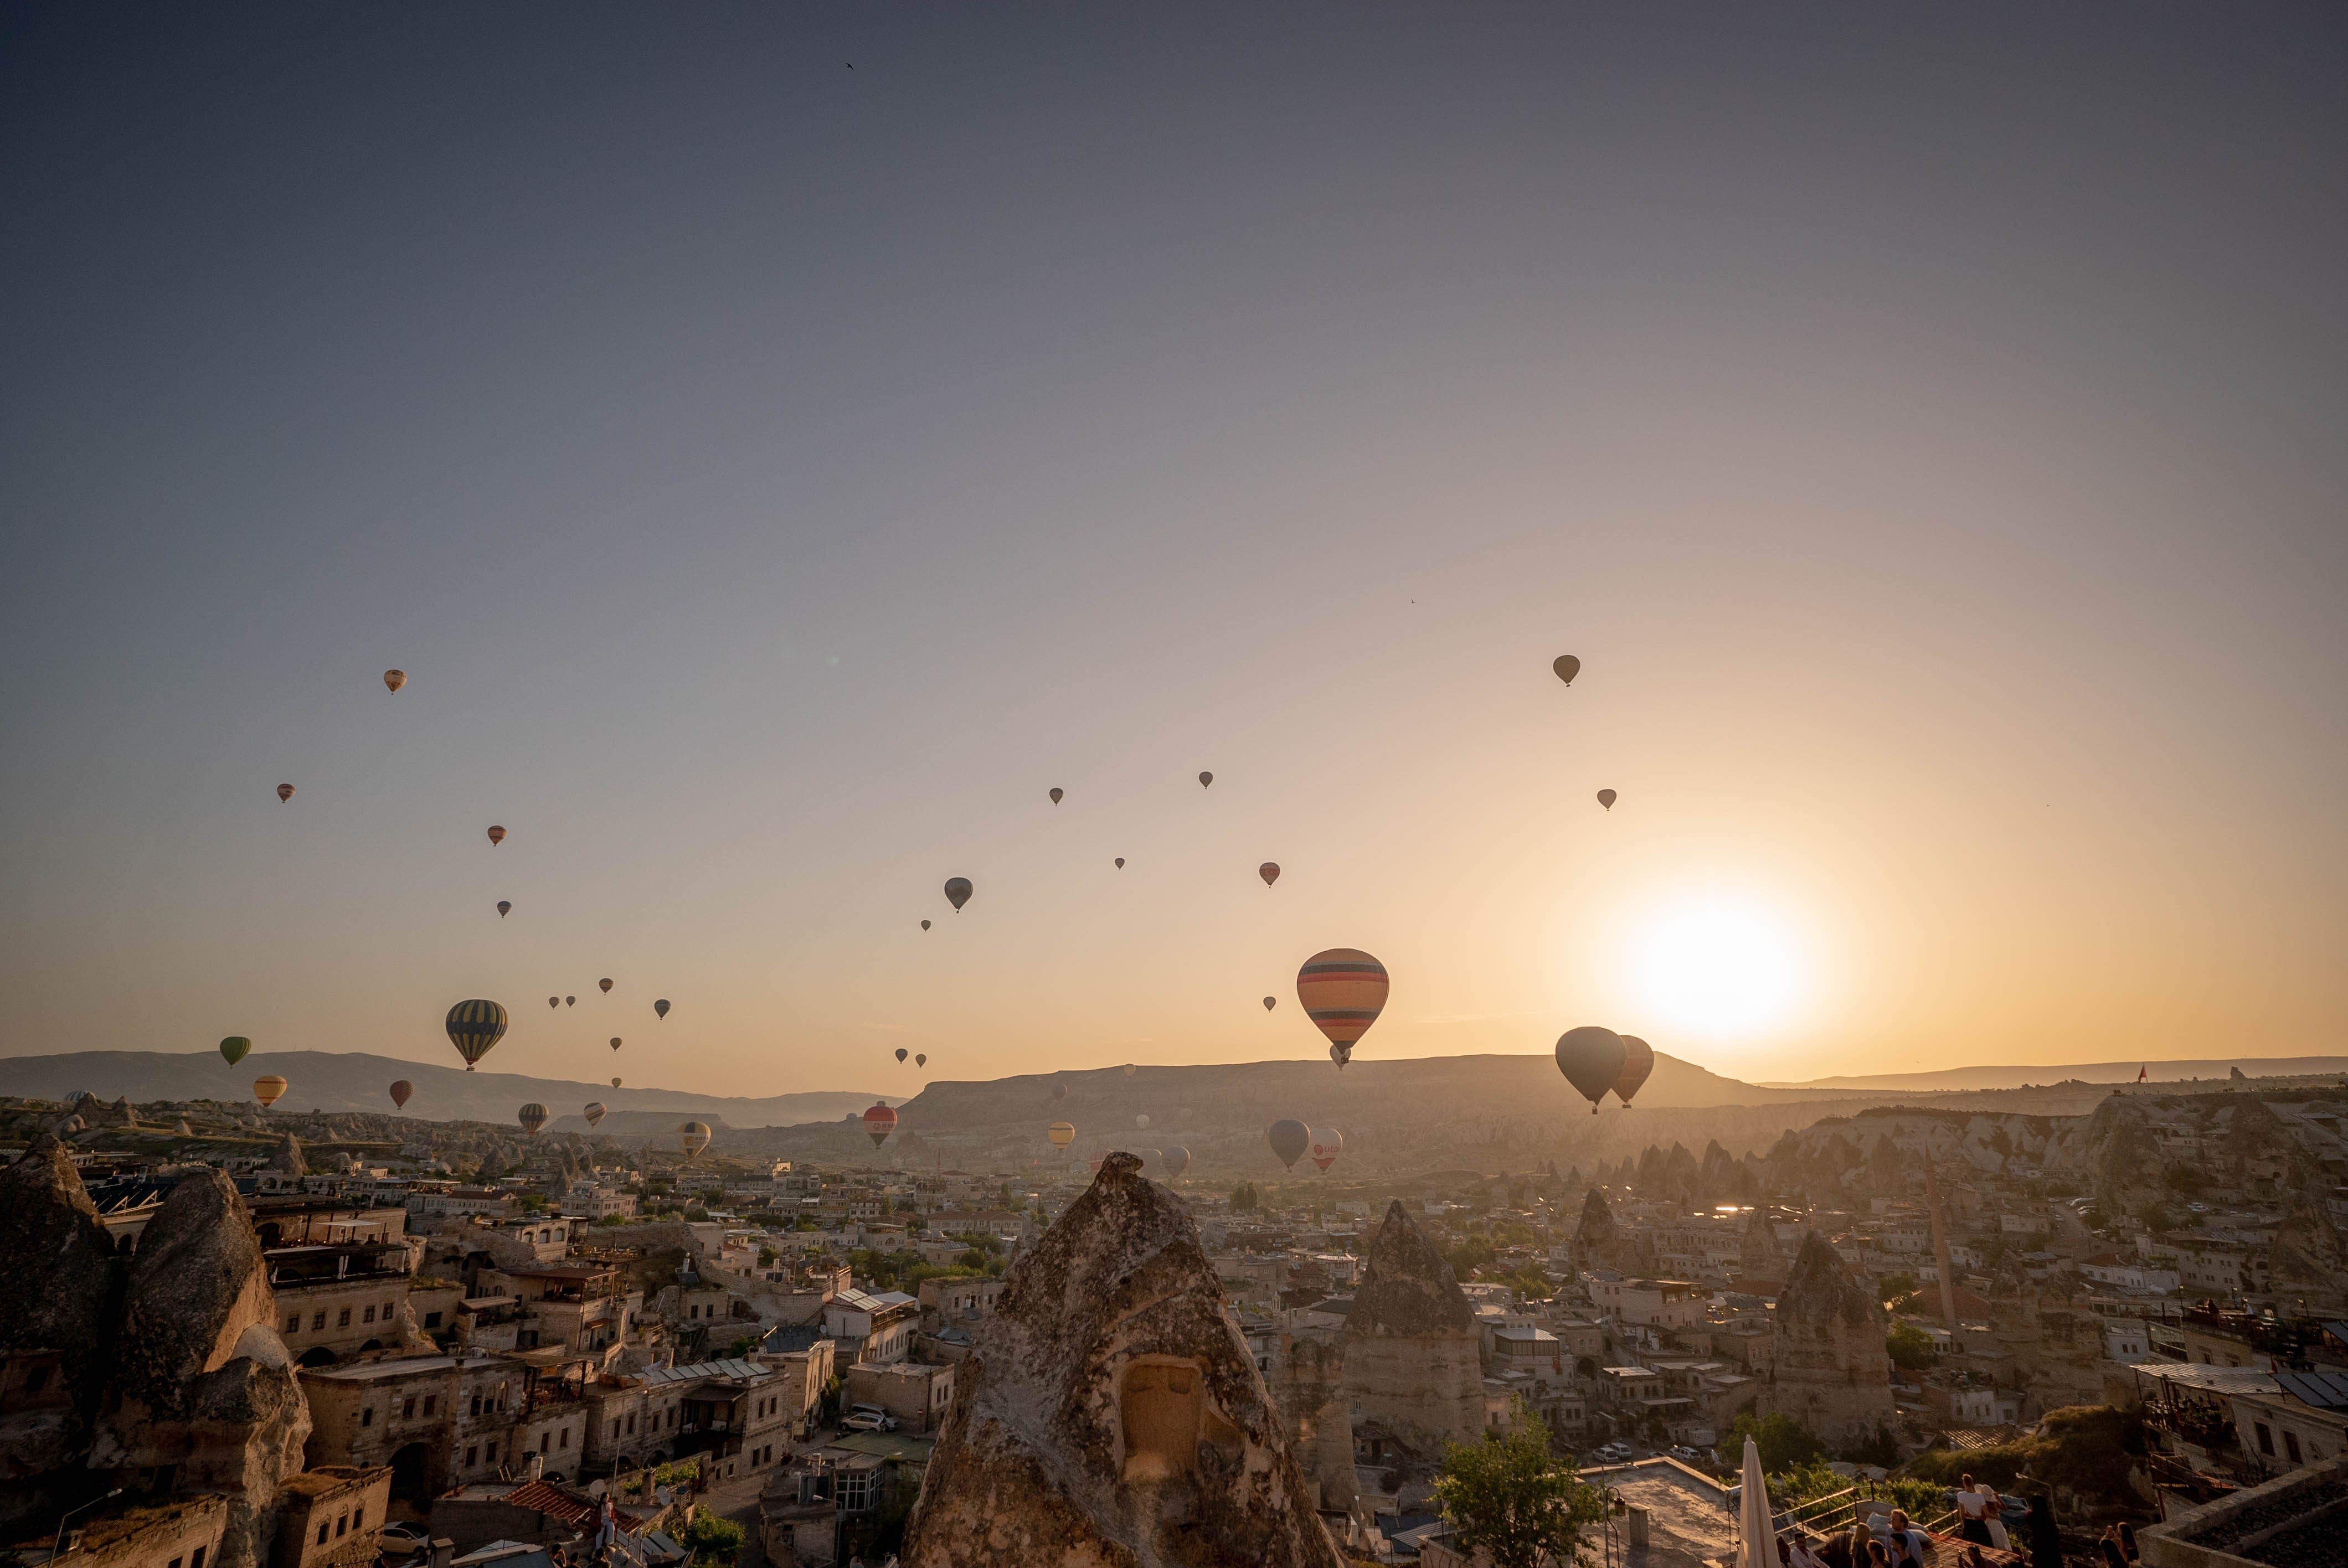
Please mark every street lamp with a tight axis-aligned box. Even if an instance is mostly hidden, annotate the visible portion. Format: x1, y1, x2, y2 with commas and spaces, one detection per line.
52, 1489, 123, 1560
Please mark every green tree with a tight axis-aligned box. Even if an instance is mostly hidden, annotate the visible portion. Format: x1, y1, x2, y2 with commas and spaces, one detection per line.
1886, 1322, 1938, 1371
1876, 1271, 1918, 1303
1432, 1411, 1603, 1568
1229, 1182, 1259, 1212
681, 1512, 744, 1567
1728, 1412, 1825, 1473
2136, 1201, 2177, 1233
1446, 1236, 1497, 1278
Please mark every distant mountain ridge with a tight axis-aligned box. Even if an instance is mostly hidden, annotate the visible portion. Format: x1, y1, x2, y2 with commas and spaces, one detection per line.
1757, 1056, 2348, 1092
0, 1049, 881, 1127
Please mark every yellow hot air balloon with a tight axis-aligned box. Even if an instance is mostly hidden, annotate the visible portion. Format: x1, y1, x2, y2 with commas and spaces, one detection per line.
1048, 1120, 1076, 1150
444, 999, 509, 1070
384, 669, 407, 693
679, 1122, 711, 1159
253, 1075, 289, 1108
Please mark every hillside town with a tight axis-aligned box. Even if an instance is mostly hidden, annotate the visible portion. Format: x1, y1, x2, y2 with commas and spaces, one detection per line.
11, 1078, 2348, 1568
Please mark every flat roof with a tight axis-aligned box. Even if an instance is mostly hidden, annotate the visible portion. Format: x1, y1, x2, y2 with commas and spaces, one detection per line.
2129, 1362, 2280, 1395
302, 1353, 522, 1383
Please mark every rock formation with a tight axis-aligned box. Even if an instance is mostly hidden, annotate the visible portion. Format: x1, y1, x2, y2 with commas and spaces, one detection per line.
900, 1153, 1341, 1568
1739, 1209, 1787, 1286
1267, 1334, 1357, 1513
0, 1137, 126, 1524
1574, 1187, 1657, 1278
266, 1132, 307, 1177
1767, 1231, 1894, 1446
2269, 1201, 2348, 1317
1343, 1200, 1483, 1461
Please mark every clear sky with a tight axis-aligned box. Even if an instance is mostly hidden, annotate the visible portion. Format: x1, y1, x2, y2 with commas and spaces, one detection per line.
3, 4, 2342, 1094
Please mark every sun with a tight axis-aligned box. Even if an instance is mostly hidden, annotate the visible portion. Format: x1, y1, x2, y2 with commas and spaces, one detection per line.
1628, 894, 1809, 1039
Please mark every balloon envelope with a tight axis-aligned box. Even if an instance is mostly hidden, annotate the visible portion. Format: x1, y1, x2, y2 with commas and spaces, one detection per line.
1310, 1127, 1343, 1173
1259, 862, 1280, 886
1052, 1082, 1067, 1100
1297, 949, 1389, 1053
611, 1076, 621, 1088
1114, 858, 1124, 868
1553, 654, 1580, 685
384, 669, 406, 693
445, 999, 509, 1070
895, 1048, 909, 1063
915, 1053, 926, 1067
1268, 1118, 1309, 1169
1123, 1064, 1137, 1077
679, 1121, 711, 1158
1556, 1025, 1629, 1112
548, 997, 559, 1009
1614, 1035, 1656, 1105
487, 824, 506, 845
388, 1080, 413, 1109
1160, 1146, 1191, 1179
943, 876, 973, 911
654, 999, 670, 1019
1048, 1120, 1076, 1149
566, 996, 576, 1007
517, 1103, 549, 1136
1597, 788, 1616, 810
599, 978, 612, 993
584, 1102, 606, 1127
1049, 787, 1063, 804
1136, 1113, 1151, 1129
253, 1075, 289, 1108
1198, 771, 1213, 787
863, 1102, 898, 1149
219, 1036, 251, 1067
1262, 996, 1276, 1011
276, 783, 295, 802
496, 901, 511, 917
610, 1037, 622, 1051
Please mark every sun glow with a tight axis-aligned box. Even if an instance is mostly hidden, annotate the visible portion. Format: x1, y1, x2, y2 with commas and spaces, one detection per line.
1629, 894, 1810, 1040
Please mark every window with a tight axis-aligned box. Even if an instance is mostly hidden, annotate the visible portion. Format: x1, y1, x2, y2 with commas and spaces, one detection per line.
2258, 1423, 2275, 1456
24, 1367, 48, 1394
402, 1398, 415, 1420
383, 1300, 395, 1319
465, 1445, 478, 1466
363, 1306, 375, 1324
337, 1308, 352, 1328
336, 1514, 348, 1538
2287, 1431, 2304, 1464
286, 1314, 302, 1333
486, 1442, 498, 1463
612, 1419, 621, 1438
193, 1546, 206, 1568
353, 1509, 363, 1531
471, 1396, 482, 1417
169, 1557, 182, 1568
540, 1433, 550, 1454
559, 1428, 569, 1449
361, 1407, 373, 1427
423, 1395, 436, 1416
313, 1312, 327, 1331
626, 1414, 635, 1433
424, 1312, 442, 1329
317, 1523, 331, 1545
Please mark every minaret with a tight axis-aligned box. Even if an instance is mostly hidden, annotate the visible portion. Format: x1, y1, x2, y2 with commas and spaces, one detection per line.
1925, 1154, 1959, 1329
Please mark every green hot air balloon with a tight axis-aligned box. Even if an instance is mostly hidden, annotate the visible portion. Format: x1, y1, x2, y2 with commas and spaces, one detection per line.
1555, 1025, 1628, 1116
1267, 1118, 1309, 1169
219, 1036, 252, 1067
445, 999, 509, 1071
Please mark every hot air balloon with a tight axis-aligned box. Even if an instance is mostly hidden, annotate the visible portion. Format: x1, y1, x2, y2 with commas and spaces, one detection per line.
610, 1037, 622, 1051
1259, 862, 1280, 887
1049, 787, 1063, 804
944, 877, 972, 912
599, 978, 612, 994
1555, 1025, 1628, 1115
1553, 654, 1580, 686
915, 1054, 927, 1068
863, 1102, 897, 1149
1114, 858, 1125, 869
1268, 1118, 1309, 1170
566, 996, 576, 1007
611, 1076, 622, 1089
276, 784, 295, 803
1048, 1121, 1076, 1150
1596, 789, 1616, 810
219, 1036, 251, 1066
384, 669, 406, 693
1139, 1148, 1162, 1172
389, 1080, 413, 1110
1297, 949, 1389, 1060
253, 1075, 289, 1108
496, 901, 511, 917
1135, 1113, 1151, 1129
445, 999, 509, 1070
1160, 1146, 1191, 1179
920, 920, 931, 930
1052, 1082, 1068, 1101
654, 999, 670, 1019
1198, 771, 1213, 788
584, 1102, 606, 1127
679, 1122, 711, 1159
895, 1048, 909, 1064
487, 824, 506, 845
1310, 1127, 1343, 1173
1614, 1035, 1656, 1106
517, 1103, 549, 1137
1123, 1064, 1137, 1077
549, 997, 560, 1009
64, 1090, 95, 1106
1262, 996, 1276, 1011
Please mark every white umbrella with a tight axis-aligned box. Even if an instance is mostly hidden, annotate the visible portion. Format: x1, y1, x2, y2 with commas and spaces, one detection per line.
1739, 1436, 1774, 1568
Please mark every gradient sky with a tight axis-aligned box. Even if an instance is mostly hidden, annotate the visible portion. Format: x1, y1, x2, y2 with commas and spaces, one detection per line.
3, 4, 2343, 1094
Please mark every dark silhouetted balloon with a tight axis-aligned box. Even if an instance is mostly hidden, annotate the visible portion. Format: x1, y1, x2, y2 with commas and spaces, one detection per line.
384, 669, 406, 693
1198, 771, 1213, 788
1262, 996, 1276, 1011
253, 1075, 289, 1107
1556, 1025, 1628, 1115
517, 1102, 549, 1137
389, 1080, 413, 1110
548, 997, 559, 1009
863, 1102, 897, 1149
219, 1036, 251, 1066
1048, 1120, 1076, 1149
1160, 1146, 1191, 1179
1553, 654, 1580, 685
944, 877, 972, 911
1614, 1035, 1655, 1105
496, 901, 511, 917
610, 1037, 622, 1051
1049, 787, 1063, 804
1114, 858, 1124, 869
920, 920, 931, 930
895, 1048, 909, 1064
565, 996, 576, 1007
1259, 862, 1280, 887
654, 999, 670, 1019
611, 1076, 621, 1089
1297, 949, 1389, 1057
1268, 1118, 1309, 1169
1597, 789, 1616, 810
583, 1102, 605, 1127
1310, 1127, 1343, 1173
1052, 1082, 1067, 1101
445, 1000, 509, 1070
680, 1122, 711, 1159
276, 784, 295, 802
487, 824, 506, 845
599, 978, 612, 994
915, 1053, 926, 1068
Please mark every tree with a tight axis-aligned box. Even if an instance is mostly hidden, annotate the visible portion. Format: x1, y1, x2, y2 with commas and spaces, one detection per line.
682, 1512, 744, 1567
1886, 1321, 1939, 1371
1432, 1411, 1603, 1568
1229, 1182, 1260, 1212
1728, 1412, 1825, 1473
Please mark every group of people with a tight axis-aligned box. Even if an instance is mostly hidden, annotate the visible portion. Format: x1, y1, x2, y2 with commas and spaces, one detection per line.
1773, 1479, 2094, 1568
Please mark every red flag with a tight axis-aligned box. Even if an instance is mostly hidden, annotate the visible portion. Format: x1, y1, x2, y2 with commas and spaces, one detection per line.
2138, 1065, 2148, 1082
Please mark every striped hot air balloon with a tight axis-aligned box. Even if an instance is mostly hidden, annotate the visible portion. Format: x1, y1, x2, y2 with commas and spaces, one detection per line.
444, 999, 509, 1070
863, 1102, 898, 1149
253, 1075, 289, 1108
1047, 1120, 1076, 1150
583, 1102, 606, 1127
679, 1122, 711, 1159
517, 1102, 549, 1137
1297, 948, 1388, 1060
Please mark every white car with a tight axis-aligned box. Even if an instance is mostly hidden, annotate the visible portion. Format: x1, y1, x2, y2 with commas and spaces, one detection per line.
1593, 1442, 1634, 1464
842, 1404, 900, 1433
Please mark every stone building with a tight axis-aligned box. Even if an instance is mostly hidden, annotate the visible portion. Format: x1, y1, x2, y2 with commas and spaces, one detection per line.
300, 1350, 564, 1497
1343, 1201, 1484, 1462
1266, 1333, 1356, 1513
899, 1153, 1341, 1568
273, 1466, 393, 1568
1765, 1232, 1894, 1446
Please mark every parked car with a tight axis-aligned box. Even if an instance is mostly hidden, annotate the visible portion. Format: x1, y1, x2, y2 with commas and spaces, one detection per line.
378, 1524, 430, 1556
1669, 1445, 1701, 1463
843, 1404, 900, 1433
1593, 1442, 1635, 1464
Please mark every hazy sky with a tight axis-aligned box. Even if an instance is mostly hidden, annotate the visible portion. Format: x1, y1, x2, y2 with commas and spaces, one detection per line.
3, 4, 2343, 1095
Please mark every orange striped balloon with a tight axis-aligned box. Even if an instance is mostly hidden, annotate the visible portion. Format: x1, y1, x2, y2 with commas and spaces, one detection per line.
1296, 948, 1388, 1053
